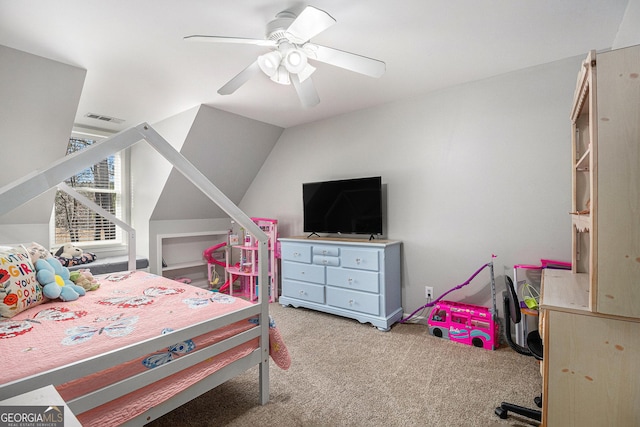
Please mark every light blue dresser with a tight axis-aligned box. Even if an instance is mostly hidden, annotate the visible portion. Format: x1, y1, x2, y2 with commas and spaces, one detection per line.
278, 237, 402, 331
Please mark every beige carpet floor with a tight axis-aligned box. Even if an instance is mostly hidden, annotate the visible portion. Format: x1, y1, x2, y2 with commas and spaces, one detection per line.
148, 302, 542, 427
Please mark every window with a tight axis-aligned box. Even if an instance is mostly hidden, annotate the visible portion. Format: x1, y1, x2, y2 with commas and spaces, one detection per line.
52, 129, 127, 249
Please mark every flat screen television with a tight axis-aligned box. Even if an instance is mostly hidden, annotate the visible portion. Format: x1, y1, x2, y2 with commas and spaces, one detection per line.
303, 176, 383, 236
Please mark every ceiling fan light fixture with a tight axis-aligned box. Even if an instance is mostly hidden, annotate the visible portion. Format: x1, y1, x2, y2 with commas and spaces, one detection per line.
270, 64, 291, 85
283, 49, 308, 74
257, 51, 282, 77
188, 5, 385, 106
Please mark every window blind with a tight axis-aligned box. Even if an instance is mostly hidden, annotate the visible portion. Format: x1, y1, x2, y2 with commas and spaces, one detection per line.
54, 137, 123, 245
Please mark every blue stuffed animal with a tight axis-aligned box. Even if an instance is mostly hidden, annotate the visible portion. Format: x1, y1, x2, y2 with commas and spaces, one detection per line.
35, 257, 86, 301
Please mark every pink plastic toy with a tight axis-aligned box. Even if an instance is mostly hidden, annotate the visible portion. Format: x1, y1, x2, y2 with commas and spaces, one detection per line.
427, 300, 500, 350
203, 217, 279, 301
402, 256, 499, 351
203, 242, 238, 293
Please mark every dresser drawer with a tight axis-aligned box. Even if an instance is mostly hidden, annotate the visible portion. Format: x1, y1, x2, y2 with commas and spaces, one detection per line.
282, 280, 325, 304
326, 287, 380, 316
281, 243, 312, 263
341, 248, 380, 271
313, 255, 340, 267
282, 261, 325, 284
312, 245, 340, 257
326, 267, 379, 293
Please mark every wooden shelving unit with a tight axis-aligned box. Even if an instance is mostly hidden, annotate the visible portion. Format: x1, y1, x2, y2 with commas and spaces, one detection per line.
540, 46, 640, 427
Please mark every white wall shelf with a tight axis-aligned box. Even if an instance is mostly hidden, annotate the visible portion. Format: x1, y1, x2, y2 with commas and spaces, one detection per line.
157, 230, 227, 289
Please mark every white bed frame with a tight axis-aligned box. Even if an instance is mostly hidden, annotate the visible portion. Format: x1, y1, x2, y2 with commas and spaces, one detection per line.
0, 123, 271, 425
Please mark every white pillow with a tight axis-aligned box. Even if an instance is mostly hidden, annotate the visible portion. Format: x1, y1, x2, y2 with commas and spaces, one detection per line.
0, 245, 44, 318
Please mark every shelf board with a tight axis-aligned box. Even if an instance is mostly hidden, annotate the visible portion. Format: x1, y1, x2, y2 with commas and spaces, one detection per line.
227, 266, 254, 276
162, 260, 207, 272
231, 244, 276, 251
541, 269, 590, 314
226, 266, 272, 277
232, 245, 259, 250
158, 230, 228, 239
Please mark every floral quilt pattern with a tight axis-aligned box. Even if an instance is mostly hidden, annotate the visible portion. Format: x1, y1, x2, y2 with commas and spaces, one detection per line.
0, 271, 260, 386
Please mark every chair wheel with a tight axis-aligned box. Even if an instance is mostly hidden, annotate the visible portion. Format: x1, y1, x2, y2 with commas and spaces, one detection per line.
534, 396, 542, 408
495, 407, 508, 419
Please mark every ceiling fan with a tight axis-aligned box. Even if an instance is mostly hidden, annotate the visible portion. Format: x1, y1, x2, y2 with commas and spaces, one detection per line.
185, 5, 386, 108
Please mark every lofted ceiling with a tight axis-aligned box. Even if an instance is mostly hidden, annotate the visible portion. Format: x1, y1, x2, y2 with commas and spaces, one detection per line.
0, 0, 630, 130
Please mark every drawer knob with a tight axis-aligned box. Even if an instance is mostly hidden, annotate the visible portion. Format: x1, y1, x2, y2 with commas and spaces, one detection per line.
299, 290, 305, 296
348, 299, 354, 305
323, 259, 328, 265
355, 258, 361, 264
293, 252, 300, 257
348, 277, 353, 284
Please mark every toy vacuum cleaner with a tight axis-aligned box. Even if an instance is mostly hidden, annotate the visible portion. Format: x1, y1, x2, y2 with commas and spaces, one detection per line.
402, 256, 500, 350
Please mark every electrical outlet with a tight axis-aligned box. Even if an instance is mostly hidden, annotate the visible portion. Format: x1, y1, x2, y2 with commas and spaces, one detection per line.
425, 286, 434, 299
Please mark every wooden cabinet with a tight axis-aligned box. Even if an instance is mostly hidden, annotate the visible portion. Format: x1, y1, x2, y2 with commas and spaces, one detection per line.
569, 46, 640, 318
541, 303, 640, 426
540, 45, 640, 426
278, 237, 402, 331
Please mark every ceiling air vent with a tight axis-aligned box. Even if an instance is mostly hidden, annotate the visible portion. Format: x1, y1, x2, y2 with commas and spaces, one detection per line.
85, 112, 125, 124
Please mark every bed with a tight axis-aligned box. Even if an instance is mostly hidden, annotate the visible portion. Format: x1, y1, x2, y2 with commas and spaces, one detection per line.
0, 123, 287, 425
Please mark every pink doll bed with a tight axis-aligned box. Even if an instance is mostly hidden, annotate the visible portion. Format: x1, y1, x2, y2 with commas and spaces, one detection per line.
0, 271, 290, 426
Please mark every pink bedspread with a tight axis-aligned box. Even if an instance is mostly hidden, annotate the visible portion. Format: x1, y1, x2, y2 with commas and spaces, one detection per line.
0, 271, 288, 426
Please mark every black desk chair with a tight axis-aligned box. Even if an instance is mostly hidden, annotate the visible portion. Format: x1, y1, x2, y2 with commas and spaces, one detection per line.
495, 275, 543, 423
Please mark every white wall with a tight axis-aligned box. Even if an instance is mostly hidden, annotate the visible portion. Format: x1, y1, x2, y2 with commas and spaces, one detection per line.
130, 105, 199, 260
241, 55, 583, 314
135, 104, 282, 272
151, 105, 283, 221
0, 45, 85, 245
613, 0, 640, 49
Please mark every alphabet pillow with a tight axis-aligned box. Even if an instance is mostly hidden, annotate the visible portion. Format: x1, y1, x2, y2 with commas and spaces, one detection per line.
0, 245, 44, 318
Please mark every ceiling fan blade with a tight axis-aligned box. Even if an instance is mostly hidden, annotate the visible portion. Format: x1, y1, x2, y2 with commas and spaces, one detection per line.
285, 6, 336, 44
185, 35, 277, 47
291, 74, 320, 108
308, 44, 386, 78
218, 60, 262, 95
